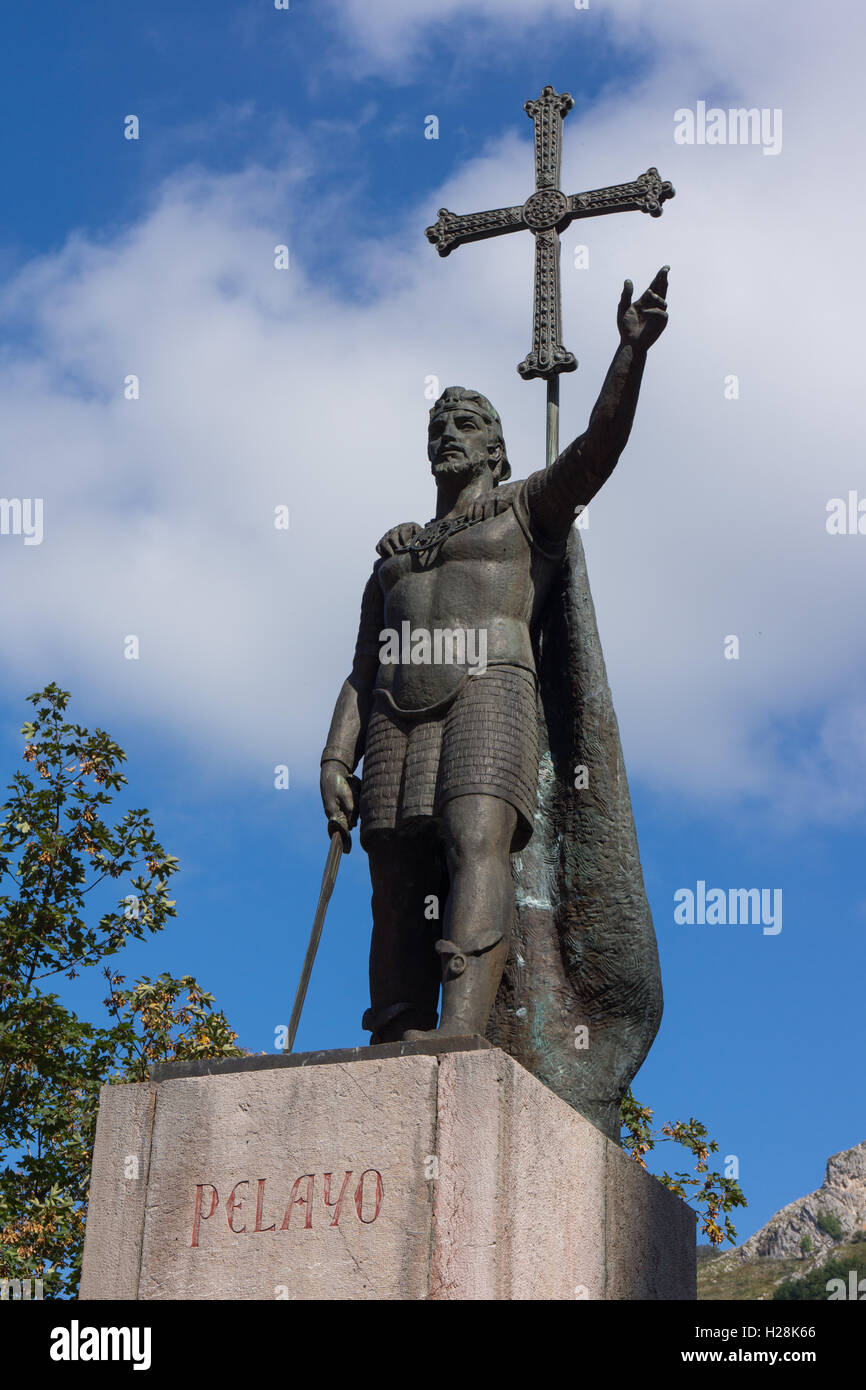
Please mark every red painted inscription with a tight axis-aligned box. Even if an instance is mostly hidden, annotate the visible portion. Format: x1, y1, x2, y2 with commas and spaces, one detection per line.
190, 1170, 385, 1247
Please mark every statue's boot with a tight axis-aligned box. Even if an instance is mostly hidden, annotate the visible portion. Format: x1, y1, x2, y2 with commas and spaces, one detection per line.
404, 932, 508, 1041
363, 1001, 438, 1044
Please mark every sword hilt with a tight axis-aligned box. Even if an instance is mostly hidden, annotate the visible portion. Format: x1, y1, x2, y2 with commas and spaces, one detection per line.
327, 772, 361, 853
327, 818, 352, 854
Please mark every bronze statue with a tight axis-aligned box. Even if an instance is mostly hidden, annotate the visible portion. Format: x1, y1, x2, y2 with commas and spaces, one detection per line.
321, 269, 668, 1133
317, 87, 674, 1140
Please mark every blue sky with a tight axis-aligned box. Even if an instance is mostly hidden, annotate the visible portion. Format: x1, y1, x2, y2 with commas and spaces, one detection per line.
1, 0, 864, 1246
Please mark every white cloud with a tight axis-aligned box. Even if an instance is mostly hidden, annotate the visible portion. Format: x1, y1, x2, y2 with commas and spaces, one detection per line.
0, 2, 863, 825
324, 0, 828, 89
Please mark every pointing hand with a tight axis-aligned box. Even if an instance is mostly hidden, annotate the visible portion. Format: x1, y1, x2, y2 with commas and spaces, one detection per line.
617, 265, 669, 352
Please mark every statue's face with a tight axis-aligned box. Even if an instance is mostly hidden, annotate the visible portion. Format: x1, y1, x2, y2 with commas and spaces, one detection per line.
428, 406, 497, 482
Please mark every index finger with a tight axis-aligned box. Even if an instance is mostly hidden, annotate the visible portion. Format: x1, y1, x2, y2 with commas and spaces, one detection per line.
650, 265, 670, 297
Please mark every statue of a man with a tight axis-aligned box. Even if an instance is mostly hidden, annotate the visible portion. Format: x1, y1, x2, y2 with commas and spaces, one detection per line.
320, 268, 669, 1047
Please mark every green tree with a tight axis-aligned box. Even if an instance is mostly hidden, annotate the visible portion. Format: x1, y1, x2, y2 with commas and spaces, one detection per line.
774, 1246, 866, 1300
815, 1209, 843, 1240
800, 1233, 814, 1256
620, 1090, 748, 1246
0, 685, 241, 1297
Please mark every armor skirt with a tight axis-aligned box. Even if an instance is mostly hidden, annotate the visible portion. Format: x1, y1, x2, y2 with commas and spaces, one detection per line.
359, 664, 539, 852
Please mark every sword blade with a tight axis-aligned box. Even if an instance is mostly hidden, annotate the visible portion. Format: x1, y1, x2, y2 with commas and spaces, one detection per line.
284, 828, 344, 1054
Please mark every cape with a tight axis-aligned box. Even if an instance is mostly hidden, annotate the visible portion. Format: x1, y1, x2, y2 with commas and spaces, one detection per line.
487, 528, 663, 1142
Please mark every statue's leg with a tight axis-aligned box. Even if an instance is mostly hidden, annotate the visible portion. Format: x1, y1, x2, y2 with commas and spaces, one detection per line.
363, 828, 445, 1044
407, 793, 517, 1040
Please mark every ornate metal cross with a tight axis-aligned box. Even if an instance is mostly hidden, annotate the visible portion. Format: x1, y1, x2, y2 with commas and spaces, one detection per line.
426, 85, 674, 384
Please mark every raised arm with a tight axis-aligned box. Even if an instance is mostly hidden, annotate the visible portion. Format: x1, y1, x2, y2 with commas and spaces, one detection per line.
319, 565, 383, 836
526, 266, 669, 542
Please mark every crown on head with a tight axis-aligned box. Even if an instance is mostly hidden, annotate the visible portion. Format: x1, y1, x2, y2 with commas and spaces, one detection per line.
428, 387, 511, 481
429, 386, 499, 425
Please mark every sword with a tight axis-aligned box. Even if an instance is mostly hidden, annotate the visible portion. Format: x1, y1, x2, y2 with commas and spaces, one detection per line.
284, 797, 357, 1055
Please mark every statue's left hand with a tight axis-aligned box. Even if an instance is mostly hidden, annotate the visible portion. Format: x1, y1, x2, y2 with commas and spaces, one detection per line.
617, 265, 669, 352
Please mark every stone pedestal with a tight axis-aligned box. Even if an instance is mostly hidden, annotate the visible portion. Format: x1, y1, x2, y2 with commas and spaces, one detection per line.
80, 1040, 696, 1300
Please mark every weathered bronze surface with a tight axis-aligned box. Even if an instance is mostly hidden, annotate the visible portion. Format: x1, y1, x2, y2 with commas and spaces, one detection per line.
320, 88, 674, 1140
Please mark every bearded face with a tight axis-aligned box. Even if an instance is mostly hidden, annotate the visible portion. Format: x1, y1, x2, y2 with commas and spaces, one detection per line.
428, 406, 498, 482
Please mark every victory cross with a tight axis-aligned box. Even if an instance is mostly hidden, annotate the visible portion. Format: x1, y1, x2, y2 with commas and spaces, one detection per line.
316, 86, 675, 1138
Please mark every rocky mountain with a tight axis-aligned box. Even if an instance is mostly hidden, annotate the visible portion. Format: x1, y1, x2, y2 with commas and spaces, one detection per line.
731, 1141, 866, 1262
